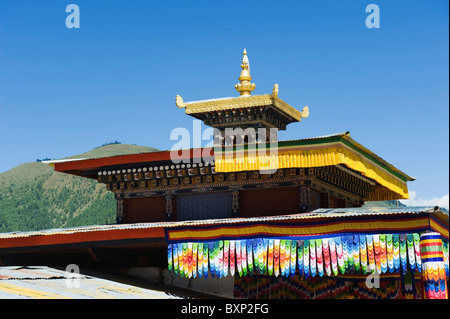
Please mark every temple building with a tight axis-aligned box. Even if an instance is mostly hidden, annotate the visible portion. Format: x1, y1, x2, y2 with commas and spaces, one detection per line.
0, 50, 448, 299
53, 49, 414, 223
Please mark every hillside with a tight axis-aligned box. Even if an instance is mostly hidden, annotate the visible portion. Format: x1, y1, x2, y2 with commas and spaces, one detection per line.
66, 143, 158, 160
0, 144, 158, 233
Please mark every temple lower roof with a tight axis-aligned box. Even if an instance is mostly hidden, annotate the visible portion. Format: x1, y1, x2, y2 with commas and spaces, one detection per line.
45, 132, 414, 201
0, 207, 447, 251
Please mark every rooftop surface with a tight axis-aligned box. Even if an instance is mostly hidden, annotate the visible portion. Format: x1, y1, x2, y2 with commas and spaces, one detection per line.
0, 207, 447, 250
0, 266, 178, 299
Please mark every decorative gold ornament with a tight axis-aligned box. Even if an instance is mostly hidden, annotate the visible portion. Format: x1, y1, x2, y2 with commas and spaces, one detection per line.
176, 94, 185, 108
271, 84, 279, 98
235, 48, 256, 96
301, 106, 309, 118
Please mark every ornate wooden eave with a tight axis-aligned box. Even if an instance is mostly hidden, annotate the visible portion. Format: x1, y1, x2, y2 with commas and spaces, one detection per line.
177, 93, 308, 131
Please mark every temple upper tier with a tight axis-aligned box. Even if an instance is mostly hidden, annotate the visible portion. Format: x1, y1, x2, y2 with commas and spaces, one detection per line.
175, 49, 309, 142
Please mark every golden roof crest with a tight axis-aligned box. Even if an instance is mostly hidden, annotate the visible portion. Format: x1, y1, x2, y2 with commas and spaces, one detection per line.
234, 49, 256, 96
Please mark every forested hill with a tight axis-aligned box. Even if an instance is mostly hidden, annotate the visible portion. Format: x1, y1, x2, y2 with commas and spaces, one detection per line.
0, 143, 158, 233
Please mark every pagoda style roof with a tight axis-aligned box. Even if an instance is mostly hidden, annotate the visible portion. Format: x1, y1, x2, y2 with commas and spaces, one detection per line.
217, 132, 415, 181
47, 147, 210, 179
47, 132, 414, 201
176, 91, 309, 125
175, 50, 309, 132
215, 132, 415, 201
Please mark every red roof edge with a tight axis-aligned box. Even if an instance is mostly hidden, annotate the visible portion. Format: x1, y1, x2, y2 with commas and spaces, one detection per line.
54, 147, 214, 173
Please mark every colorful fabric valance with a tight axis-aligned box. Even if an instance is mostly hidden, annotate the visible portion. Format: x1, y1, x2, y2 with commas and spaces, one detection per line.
214, 136, 411, 201
165, 213, 444, 243
167, 233, 447, 279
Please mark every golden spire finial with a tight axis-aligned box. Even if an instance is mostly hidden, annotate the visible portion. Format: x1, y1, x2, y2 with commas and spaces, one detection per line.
235, 48, 255, 96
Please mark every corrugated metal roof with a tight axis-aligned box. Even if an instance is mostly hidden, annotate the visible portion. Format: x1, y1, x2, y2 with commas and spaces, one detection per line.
166, 206, 447, 225
42, 158, 87, 165
280, 132, 349, 142
0, 206, 445, 240
0, 221, 171, 239
0, 266, 181, 299
306, 206, 444, 216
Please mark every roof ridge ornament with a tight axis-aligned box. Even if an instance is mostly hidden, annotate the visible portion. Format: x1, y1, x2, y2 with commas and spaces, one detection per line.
235, 48, 256, 96
176, 94, 185, 108
271, 83, 309, 119
242, 48, 249, 68
301, 106, 309, 118
271, 84, 279, 98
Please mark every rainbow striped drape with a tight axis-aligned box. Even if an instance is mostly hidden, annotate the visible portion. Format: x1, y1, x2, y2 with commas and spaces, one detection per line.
167, 233, 437, 279
420, 232, 448, 299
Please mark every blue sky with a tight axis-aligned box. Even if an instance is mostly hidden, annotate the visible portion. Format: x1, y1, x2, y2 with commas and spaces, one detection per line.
0, 0, 448, 208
